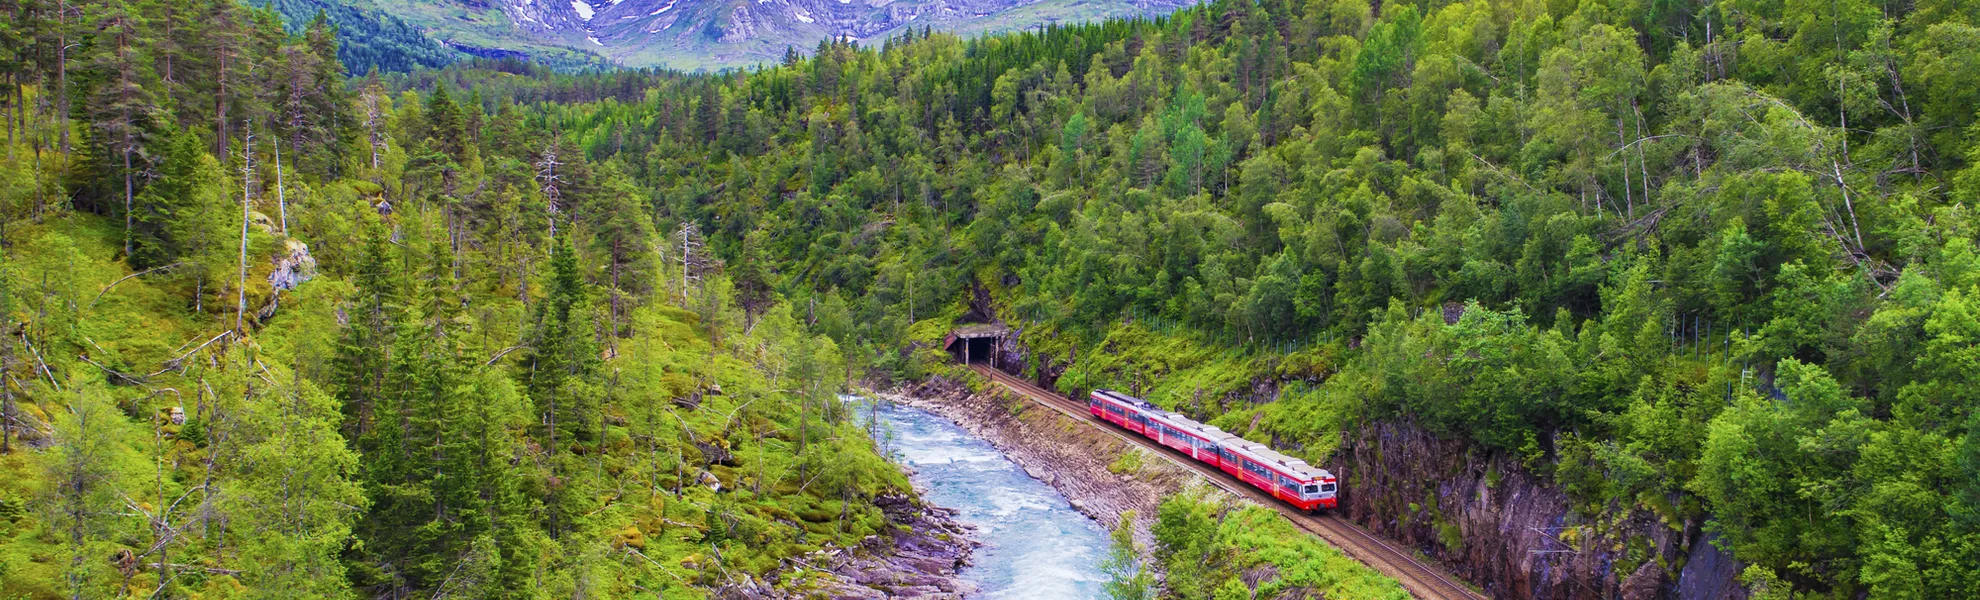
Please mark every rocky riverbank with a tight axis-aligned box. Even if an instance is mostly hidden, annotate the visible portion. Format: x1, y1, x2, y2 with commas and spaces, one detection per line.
872, 376, 1215, 547
715, 492, 978, 599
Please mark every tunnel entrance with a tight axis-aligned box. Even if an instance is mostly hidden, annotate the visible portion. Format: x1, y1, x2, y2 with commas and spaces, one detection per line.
944, 324, 1011, 367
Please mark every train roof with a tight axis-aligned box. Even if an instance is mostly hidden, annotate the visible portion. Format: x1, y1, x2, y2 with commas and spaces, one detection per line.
1092, 389, 1155, 410
1248, 446, 1334, 481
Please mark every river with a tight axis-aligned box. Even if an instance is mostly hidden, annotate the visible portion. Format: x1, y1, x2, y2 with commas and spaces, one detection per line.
867, 399, 1113, 600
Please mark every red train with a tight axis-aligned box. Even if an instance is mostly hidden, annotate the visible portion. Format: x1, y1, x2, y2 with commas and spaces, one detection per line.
1089, 389, 1338, 512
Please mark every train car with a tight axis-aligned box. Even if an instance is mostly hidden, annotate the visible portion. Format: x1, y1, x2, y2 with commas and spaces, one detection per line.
1146, 412, 1205, 456
1088, 390, 1149, 433
1089, 388, 1339, 512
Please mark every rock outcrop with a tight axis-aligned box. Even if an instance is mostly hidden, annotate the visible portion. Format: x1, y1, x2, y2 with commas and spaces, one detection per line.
1338, 420, 1747, 600
714, 492, 976, 599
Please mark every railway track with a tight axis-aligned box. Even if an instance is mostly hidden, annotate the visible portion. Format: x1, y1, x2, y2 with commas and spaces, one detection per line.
968, 364, 1487, 600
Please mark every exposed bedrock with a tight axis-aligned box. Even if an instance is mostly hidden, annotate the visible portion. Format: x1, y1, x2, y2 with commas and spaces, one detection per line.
1338, 420, 1746, 600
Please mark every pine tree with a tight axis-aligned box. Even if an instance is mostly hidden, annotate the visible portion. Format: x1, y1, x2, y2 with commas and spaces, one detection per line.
83, 0, 161, 261
407, 84, 466, 199
733, 230, 775, 333
586, 164, 655, 338
198, 0, 247, 159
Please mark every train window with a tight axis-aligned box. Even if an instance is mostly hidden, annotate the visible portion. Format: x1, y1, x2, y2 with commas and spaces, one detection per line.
1304, 484, 1319, 494
1320, 483, 1336, 493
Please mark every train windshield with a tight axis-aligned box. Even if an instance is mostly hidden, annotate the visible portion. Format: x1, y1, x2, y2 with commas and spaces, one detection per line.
1320, 483, 1336, 493
1303, 484, 1319, 494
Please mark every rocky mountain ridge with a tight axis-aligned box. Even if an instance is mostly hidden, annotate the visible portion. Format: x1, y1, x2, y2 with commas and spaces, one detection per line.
348, 0, 1199, 70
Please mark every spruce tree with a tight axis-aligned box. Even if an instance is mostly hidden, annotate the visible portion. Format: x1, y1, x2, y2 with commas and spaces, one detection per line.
333, 219, 401, 439
520, 233, 599, 539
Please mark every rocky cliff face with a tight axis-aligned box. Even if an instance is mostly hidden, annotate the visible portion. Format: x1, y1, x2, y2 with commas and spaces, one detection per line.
1337, 420, 1747, 600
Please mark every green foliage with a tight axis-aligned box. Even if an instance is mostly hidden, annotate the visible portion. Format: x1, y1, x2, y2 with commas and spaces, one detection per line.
1102, 511, 1155, 600
8, 0, 1980, 595
1107, 447, 1145, 475
1153, 492, 1411, 600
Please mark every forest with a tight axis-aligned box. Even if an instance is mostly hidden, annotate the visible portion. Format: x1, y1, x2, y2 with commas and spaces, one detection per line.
1, 0, 1978, 597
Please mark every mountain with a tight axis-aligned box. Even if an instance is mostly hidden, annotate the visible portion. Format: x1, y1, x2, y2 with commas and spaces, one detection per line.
273, 0, 1199, 71
569, 0, 1201, 69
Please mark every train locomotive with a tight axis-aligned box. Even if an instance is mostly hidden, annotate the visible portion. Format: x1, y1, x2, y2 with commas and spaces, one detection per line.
1088, 389, 1338, 512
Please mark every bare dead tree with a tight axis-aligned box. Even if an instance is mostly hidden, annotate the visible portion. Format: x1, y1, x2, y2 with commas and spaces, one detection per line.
677, 221, 705, 296
362, 84, 387, 171
272, 136, 287, 236
236, 122, 255, 334
535, 142, 564, 236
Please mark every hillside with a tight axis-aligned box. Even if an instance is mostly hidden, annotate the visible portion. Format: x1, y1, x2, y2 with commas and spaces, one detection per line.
4, 0, 1980, 597
403, 0, 1973, 595
0, 7, 914, 597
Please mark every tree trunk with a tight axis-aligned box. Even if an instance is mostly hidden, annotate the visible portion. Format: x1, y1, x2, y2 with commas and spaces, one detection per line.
214, 54, 229, 160
273, 137, 287, 236
56, 0, 69, 153
123, 145, 134, 259
237, 126, 253, 334
548, 387, 559, 539
2, 337, 11, 454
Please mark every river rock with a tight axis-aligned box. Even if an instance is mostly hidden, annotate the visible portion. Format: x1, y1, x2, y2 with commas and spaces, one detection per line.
712, 492, 974, 599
